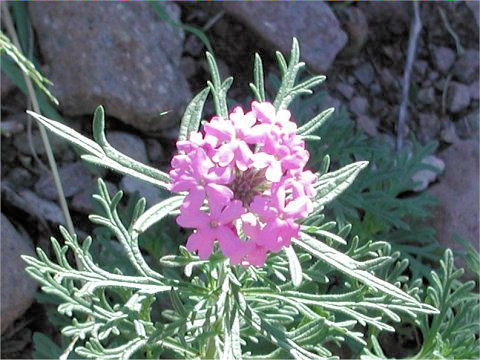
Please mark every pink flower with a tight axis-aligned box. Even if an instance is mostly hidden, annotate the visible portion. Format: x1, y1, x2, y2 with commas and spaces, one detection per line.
169, 101, 317, 266
178, 198, 246, 263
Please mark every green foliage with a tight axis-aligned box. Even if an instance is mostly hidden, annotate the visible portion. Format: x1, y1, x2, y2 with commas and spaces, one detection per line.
362, 249, 480, 360
27, 107, 170, 190
0, 31, 58, 105
24, 38, 479, 359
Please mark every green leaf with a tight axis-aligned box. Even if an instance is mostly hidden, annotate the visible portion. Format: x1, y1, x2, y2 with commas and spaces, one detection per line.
32, 332, 63, 359
314, 161, 369, 207
297, 108, 334, 135
26, 110, 104, 155
206, 51, 231, 119
294, 233, 438, 313
27, 109, 171, 190
132, 196, 184, 234
91, 106, 170, 184
10, 2, 30, 56
0, 31, 58, 105
1, 55, 62, 121
292, 75, 326, 93
178, 87, 210, 141
301, 135, 322, 142
274, 38, 303, 110
249, 53, 265, 102
275, 51, 288, 76
170, 288, 188, 318
285, 246, 302, 288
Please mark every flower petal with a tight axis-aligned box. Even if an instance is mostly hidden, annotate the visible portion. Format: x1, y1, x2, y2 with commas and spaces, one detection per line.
176, 209, 210, 228
206, 183, 233, 207
218, 200, 246, 225
186, 230, 215, 259
265, 161, 282, 182
234, 141, 253, 171
216, 226, 245, 264
182, 186, 205, 211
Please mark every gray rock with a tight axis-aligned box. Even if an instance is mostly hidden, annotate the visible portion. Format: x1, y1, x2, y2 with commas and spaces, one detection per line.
432, 46, 456, 74
418, 113, 441, 142
453, 49, 479, 84
335, 83, 355, 100
337, 6, 368, 59
1, 214, 37, 333
29, 2, 191, 132
19, 190, 65, 224
72, 181, 117, 215
380, 68, 398, 89
369, 82, 381, 96
359, 2, 410, 35
440, 121, 460, 144
417, 87, 435, 105
184, 34, 204, 57
6, 168, 35, 189
456, 110, 480, 140
429, 141, 479, 274
353, 63, 375, 87
411, 155, 445, 192
469, 80, 479, 100
0, 114, 25, 136
107, 131, 148, 164
428, 71, 440, 82
160, 127, 180, 141
120, 176, 164, 206
0, 119, 24, 136
356, 115, 378, 137
146, 138, 165, 163
466, 1, 479, 27
349, 96, 368, 116
13, 129, 66, 156
35, 162, 92, 200
179, 56, 198, 79
414, 60, 428, 77
1, 72, 15, 98
371, 98, 389, 117
2, 183, 65, 225
222, 2, 347, 73
447, 82, 471, 114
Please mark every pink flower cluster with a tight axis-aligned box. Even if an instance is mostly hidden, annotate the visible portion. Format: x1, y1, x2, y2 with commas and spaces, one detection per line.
169, 102, 317, 266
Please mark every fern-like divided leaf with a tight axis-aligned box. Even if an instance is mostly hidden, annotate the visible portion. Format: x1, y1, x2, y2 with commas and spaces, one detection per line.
206, 51, 233, 119
414, 249, 479, 359
26, 108, 171, 189
273, 37, 326, 110
21, 38, 456, 360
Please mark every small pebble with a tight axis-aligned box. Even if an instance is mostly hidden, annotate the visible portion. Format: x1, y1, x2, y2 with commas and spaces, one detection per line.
447, 82, 471, 114
431, 46, 456, 74
349, 96, 369, 115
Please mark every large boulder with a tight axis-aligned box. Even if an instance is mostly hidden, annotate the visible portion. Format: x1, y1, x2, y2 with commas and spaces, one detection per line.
1, 214, 37, 333
29, 2, 191, 132
222, 2, 347, 73
429, 140, 479, 273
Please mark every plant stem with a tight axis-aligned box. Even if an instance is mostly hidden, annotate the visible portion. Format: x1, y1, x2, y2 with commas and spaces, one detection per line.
1, 3, 75, 235
396, 1, 422, 152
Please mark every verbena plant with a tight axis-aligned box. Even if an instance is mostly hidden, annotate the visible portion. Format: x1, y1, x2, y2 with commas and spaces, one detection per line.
20, 39, 479, 359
